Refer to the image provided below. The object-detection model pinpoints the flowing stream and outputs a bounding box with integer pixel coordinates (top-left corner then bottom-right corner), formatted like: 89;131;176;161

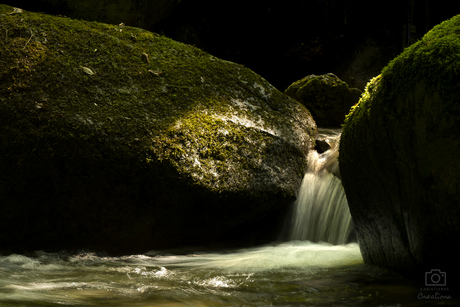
0;129;456;306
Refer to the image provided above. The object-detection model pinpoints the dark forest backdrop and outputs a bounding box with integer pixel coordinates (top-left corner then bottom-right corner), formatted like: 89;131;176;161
5;0;460;90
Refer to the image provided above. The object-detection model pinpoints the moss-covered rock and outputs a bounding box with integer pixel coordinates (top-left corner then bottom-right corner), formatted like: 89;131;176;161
0;5;316;253
285;73;362;127
340;15;460;279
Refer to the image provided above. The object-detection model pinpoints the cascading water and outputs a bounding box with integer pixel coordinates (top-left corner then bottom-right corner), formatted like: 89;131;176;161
286;128;354;245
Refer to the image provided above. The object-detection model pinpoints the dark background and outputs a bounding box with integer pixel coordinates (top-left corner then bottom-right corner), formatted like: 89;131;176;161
5;0;460;90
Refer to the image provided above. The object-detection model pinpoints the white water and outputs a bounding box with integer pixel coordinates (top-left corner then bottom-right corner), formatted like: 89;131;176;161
287;128;354;244
0;242;365;306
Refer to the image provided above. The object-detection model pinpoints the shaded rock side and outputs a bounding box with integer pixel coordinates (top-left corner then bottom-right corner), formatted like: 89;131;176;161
285;73;362;127
339;15;460;280
0;5;317;253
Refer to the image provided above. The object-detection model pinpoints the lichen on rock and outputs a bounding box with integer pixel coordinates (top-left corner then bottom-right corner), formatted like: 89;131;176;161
0;5;316;253
340;14;460;279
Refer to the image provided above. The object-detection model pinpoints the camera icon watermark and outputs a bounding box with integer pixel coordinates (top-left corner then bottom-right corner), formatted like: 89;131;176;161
418;269;451;300
425;269;446;286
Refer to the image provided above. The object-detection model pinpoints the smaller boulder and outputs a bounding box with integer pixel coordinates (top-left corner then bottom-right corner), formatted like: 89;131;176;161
285;73;362;127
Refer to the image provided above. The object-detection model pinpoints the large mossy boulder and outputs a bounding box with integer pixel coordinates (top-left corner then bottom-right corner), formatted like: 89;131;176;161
0;5;316;253
340;15;460;280
285;73;362;127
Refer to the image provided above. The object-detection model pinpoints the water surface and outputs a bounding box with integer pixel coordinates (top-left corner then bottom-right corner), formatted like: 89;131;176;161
0;241;452;306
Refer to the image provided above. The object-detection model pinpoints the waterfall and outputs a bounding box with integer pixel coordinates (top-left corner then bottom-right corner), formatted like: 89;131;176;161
286;128;354;245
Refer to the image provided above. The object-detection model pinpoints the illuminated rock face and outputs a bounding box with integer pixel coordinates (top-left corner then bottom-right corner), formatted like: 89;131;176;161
0;5;316;253
340;15;460;280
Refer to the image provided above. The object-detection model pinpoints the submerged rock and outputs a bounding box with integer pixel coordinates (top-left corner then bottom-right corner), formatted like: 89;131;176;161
0;5;316;253
285;73;362;127
340;15;460;280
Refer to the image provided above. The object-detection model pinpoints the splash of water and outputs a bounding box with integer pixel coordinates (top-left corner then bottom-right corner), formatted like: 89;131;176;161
286;129;354;244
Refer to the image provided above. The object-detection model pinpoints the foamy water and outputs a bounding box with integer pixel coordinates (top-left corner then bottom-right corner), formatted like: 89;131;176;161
0;242;366;306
